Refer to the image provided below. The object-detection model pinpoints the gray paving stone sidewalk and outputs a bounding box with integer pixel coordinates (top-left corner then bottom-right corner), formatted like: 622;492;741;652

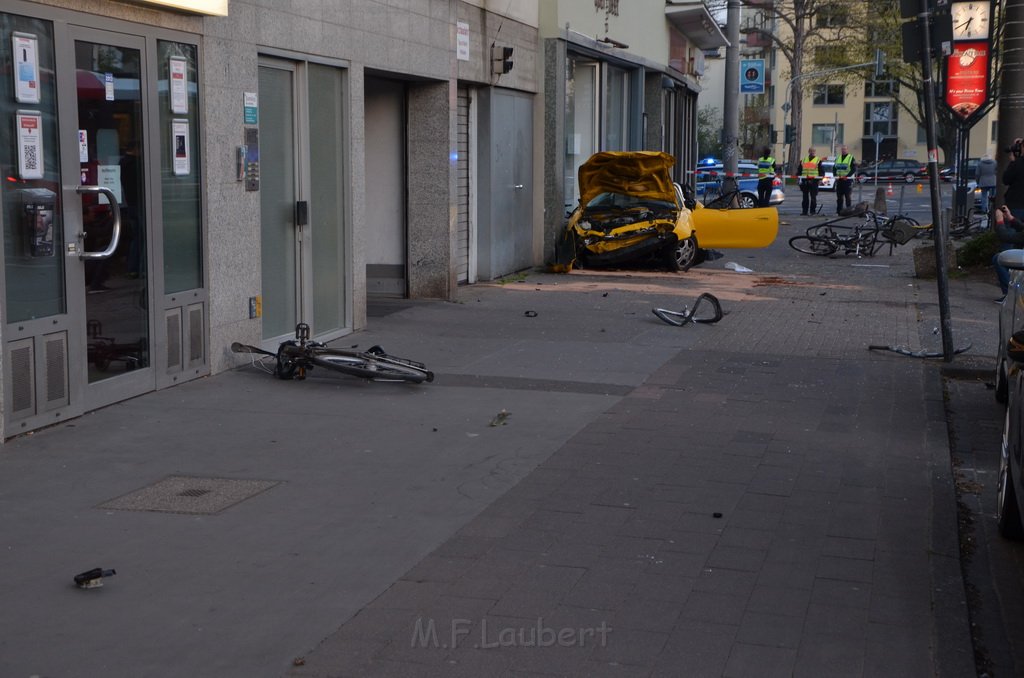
0;227;990;678
291;242;978;677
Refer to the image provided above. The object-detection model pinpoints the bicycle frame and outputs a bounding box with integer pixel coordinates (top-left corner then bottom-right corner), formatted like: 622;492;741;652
232;323;433;384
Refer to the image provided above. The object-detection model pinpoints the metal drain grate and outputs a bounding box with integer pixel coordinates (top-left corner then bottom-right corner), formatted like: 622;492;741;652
98;475;279;515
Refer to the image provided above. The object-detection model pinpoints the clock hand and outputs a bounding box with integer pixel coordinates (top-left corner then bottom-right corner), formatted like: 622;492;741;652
956;17;974;31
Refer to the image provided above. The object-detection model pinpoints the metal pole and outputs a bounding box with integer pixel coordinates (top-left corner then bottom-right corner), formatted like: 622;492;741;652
998;0;1024;206
722;0;741;194
919;0;955;361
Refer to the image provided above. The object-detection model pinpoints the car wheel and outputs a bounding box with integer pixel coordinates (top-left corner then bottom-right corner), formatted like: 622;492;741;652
666;235;698;272
737;193;757;208
904;173;916;183
998;407;1024;538
856;174;869;184
997;357;1009;404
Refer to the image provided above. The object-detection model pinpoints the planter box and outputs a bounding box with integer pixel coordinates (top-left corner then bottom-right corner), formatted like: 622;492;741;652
913;243;957;278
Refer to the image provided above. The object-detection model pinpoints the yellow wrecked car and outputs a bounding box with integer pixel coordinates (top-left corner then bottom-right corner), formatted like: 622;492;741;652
563;151;778;271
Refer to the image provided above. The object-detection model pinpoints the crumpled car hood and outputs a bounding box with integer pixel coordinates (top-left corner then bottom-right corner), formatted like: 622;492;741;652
577;151;677;206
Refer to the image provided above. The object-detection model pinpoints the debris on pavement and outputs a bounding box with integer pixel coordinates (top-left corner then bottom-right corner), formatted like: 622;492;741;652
489;410;511;427
724;261;753;273
653;292;723;326
74;568;116;589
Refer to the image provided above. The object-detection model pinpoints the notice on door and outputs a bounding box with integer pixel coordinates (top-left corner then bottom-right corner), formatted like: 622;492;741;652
172;119;190;176
13;33;40;104
16;111;43;180
169;57;188;114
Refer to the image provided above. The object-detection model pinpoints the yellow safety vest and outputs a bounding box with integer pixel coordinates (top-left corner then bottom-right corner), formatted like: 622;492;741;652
833;154;854;177
801;157;820;179
757;157;775;178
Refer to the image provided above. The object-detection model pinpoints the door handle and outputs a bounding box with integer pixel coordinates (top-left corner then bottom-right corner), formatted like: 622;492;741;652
76;185;122;259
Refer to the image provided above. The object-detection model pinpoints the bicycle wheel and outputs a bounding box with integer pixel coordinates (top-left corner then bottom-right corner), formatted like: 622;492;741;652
311;351;431;383
789;235;837;256
275;342;300;379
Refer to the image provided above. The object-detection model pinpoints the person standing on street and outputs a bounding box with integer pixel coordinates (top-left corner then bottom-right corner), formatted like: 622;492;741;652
833;144;856;214
978;155;997;218
797;147;823;216
756;146;777;207
1002;139;1024;223
993;204;1024;302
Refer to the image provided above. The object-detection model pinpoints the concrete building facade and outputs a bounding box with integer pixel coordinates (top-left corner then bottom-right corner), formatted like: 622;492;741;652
0;0;721;439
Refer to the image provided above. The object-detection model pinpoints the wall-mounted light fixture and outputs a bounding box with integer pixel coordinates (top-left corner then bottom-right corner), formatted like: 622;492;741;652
598;36;629;49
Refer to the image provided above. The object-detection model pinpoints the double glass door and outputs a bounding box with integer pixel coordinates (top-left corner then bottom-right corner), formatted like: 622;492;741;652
62;28;152;403
69;31;150;385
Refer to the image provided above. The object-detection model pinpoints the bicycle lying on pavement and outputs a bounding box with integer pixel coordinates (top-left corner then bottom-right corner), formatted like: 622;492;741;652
788;208;924;258
232;323;434;384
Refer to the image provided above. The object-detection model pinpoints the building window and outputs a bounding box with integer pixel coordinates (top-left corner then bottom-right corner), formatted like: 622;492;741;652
816;5;850;28
812;84;845;105
606;65;631;151
993;119;999;142
865;78;899;97
812;123;844;148
864;102;898;137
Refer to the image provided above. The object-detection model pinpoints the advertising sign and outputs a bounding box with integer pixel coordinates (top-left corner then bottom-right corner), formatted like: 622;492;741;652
944;41;990;120
740;59;765;94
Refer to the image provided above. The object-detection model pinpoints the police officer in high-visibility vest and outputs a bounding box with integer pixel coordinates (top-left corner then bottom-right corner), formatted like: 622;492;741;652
756;146;777;207
833;144;856;214
798;147;823;216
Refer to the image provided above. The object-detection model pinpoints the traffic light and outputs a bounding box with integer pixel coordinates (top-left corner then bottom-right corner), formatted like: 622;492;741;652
492;46;513;75
784;124;795;145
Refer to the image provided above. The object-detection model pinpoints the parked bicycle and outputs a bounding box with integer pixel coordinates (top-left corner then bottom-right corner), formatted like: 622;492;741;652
789;209;923;258
232;323;433;384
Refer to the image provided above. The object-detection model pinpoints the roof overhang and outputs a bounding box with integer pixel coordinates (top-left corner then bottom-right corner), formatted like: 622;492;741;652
665;3;729;50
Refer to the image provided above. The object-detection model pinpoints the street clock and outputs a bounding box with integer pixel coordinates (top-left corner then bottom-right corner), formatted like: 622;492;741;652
951;1;991;40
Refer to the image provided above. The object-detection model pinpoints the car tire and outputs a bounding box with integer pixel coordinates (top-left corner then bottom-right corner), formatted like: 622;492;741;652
738;193;757;208
856;174;869;184
666;235;698;272
998;408;1024;539
904;173;916;183
997;357;1009;404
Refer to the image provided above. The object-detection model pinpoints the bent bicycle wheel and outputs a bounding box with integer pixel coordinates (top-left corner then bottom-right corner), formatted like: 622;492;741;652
789;235;836;256
311;353;432;383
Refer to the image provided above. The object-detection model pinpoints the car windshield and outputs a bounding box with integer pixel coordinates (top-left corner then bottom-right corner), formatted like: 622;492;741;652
586;192;676;210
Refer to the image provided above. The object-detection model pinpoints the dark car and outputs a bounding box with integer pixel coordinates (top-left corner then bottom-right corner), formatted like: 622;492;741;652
855;158;926;184
940;158;979;183
996;248;1024;536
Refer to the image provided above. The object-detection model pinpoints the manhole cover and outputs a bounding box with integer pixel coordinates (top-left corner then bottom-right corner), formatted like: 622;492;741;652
98;475;279;515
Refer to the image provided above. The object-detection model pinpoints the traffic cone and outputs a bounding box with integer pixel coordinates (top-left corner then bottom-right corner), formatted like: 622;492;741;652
886;183;894;197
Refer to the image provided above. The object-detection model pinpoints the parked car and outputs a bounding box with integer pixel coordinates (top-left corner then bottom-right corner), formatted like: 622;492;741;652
563;151;778;272
940;158;979;183
995;248;1024;536
855;158;926;184
694;159;785;206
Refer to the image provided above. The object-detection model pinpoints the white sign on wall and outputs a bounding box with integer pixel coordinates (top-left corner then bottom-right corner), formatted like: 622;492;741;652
457;21;470;61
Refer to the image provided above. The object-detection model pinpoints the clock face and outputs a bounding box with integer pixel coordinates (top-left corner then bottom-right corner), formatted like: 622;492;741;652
952;1;991;40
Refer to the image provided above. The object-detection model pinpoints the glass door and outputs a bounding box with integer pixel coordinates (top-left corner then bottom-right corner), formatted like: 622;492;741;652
259;58;348;345
62;28;153;404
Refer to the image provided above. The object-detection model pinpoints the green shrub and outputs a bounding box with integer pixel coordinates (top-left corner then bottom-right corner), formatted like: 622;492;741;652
957;231;999;268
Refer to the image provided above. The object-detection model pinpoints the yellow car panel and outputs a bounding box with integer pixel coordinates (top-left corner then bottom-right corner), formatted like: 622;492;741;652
689;202;779;250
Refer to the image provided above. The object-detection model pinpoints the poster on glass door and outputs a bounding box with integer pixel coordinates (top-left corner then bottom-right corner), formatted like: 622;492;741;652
13;33;40;104
172;119;190;176
16;111;43;180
